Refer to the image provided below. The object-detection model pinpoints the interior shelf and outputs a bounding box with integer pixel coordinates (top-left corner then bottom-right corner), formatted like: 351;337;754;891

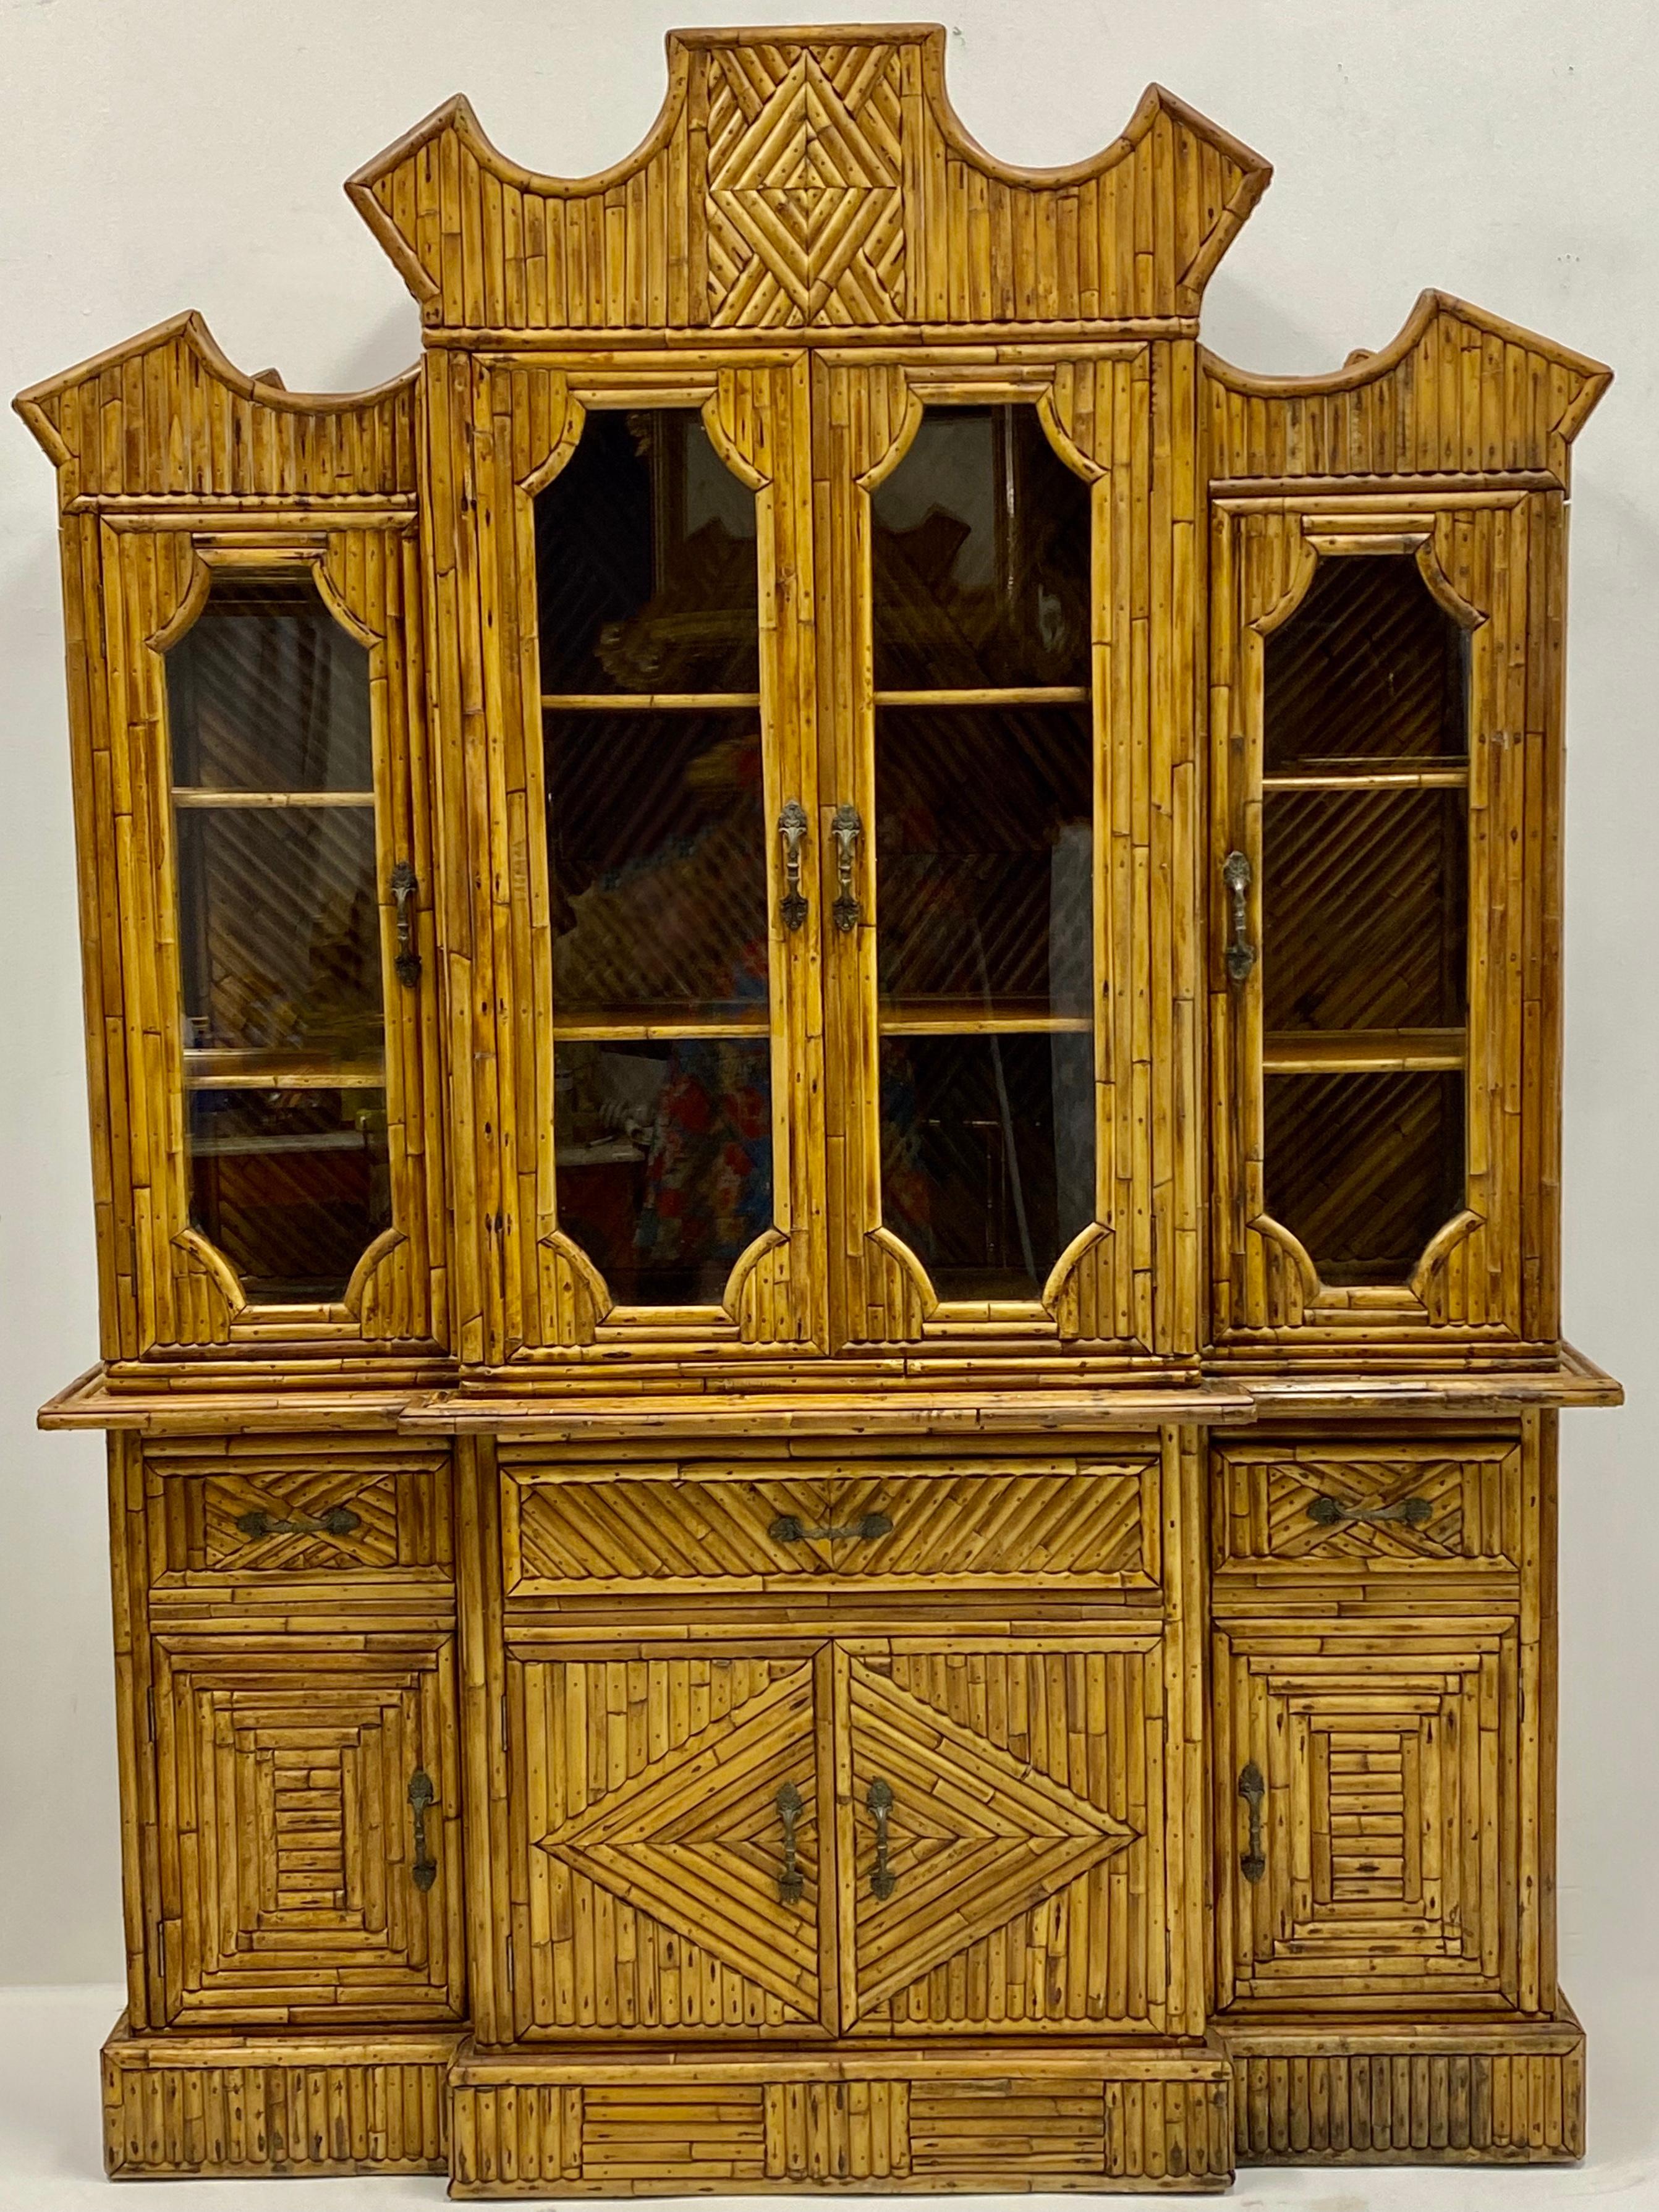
1262;1027;1467;1074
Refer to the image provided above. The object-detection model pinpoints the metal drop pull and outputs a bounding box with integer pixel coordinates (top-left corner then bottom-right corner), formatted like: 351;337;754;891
1307;1494;1432;1530
1239;1761;1266;1885
1223;850;1255;982
235;1505;360;1540
769;1512;893;1545
408;1769;438;1893
776;1782;805;1904
831;803;863;933
778;800;810;931
866;1778;896;1901
390;860;421;985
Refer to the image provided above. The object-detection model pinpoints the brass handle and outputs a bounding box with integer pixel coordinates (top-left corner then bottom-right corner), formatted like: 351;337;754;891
1239;1761;1266;1885
235;1505;360;1540
866;1778;896;1900
408;1769;438;1893
1223;850;1255;982
1307;1494;1432;1529
778;800;809;931
831;803;863;933
390;860;421;985
770;1512;893;1544
776;1782;805;1904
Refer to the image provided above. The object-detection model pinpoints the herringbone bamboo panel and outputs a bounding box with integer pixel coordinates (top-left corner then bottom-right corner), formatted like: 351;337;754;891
1211;1441;1522;1569
142;1436;452;1581
348;32;1269;339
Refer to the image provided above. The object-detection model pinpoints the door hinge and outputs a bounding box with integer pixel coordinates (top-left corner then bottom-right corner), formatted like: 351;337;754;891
501;1691;509;1755
145;1686;155;1744
506;1936;516;1993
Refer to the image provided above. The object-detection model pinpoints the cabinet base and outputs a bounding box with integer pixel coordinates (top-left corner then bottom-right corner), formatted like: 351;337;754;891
1210;1999;1585;2164
101;2014;462;2179
446;2044;1235;2196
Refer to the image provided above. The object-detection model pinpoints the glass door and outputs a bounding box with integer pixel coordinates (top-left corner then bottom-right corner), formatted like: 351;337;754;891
537;404;774;1311
865;402;1097;1308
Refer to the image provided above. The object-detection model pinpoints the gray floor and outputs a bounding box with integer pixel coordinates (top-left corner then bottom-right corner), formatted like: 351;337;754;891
3;1984;1656;2210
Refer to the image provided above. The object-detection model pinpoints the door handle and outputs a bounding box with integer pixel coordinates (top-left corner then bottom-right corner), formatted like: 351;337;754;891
769;1512;893;1544
1223;850;1255;982
1239;1761;1266;1885
235;1505;360;1540
778;800;809;931
1307;1493;1432;1530
866;1778;896;1900
776;1782;805;1904
408;1769;438;1892
831;803;863;933
390;860;422;986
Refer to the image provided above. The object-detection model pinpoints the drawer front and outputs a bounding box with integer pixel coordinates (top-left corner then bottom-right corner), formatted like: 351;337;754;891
1211;1442;1521;1572
501;1456;1159;1595
146;1442;451;1583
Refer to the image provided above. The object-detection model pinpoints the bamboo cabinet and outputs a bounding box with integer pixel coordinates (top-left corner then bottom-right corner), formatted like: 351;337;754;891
19;25;1618;2193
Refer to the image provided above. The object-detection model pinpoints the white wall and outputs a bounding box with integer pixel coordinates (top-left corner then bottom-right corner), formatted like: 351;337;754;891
1;0;1654;2174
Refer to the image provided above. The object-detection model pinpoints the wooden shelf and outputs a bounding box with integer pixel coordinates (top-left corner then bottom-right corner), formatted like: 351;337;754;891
183;1050;385;1090
874;687;1089;708
540;693;761;712
1263;1027;1466;1074
172;789;375;809
880;999;1091;1036
549;1012;770;1042
1263;763;1469;793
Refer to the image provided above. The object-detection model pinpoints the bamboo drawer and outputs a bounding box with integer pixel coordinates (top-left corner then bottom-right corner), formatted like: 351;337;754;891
1209;1438;1525;1606
139;1436;453;1588
498;1453;1161;1595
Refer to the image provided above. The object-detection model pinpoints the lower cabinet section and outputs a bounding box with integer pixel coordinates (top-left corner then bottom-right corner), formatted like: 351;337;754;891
101;2014;461;2177
446;2048;1236;2196
1211;2004;1585;2164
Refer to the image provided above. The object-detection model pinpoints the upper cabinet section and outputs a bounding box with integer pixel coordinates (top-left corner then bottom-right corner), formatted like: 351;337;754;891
17;318;445;1373
346;27;1271;337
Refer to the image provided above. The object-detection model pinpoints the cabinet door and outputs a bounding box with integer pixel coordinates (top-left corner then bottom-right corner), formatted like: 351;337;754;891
812;345;1193;1357
1210;497;1562;1353
511;1645;835;2037
97;520;443;1357
1213;1621;1517;2007
440;354;824;1361
833;1637;1173;2036
150;1634;463;2025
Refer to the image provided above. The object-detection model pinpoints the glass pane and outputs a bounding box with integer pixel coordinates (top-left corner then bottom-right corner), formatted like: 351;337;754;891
871;406;1090;689
167;569;386;1305
1264;1072;1463;1286
880;1034;1094;1301
555;1040;771;1304
176;810;383;1061
876;705;1092;1017
536;409;758;695
168;572;372;790
1263;789;1467;1031
1265;554;1467;771
546;711;768;1019
187;1087;389;1304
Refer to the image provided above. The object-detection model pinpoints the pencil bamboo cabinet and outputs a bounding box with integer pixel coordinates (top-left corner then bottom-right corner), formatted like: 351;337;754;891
20;23;1619;2193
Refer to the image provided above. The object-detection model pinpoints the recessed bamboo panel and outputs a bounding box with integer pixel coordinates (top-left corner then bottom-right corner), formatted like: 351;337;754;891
347;32;1270;340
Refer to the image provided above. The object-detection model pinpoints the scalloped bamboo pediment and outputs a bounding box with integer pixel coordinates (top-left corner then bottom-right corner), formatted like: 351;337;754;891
1203;288;1612;486
344;25;1273;335
13;309;419;504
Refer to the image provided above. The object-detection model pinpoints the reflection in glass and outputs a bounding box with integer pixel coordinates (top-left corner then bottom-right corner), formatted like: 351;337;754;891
555;1041;771;1305
1263;789;1467;1032
187;1088;389;1305
1264;554;1467;771
546;713;767;1017
880;1035;1093;1302
536;409;758;695
1265;1072;1463;1287
876;705;1092;1016
168;572;373;790
871;406;1090;689
166;569;386;1305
